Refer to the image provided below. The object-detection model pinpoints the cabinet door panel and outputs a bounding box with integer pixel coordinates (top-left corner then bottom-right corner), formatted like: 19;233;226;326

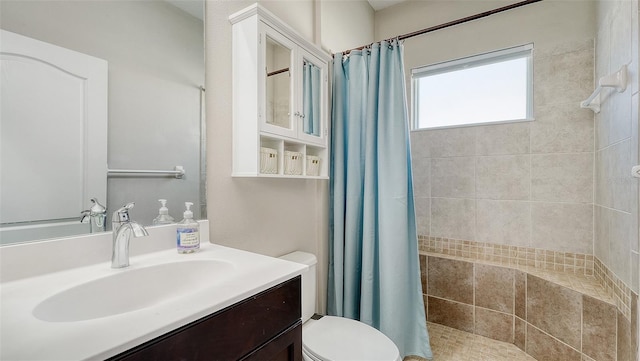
241;322;302;361
261;23;297;139
297;49;327;146
110;276;301;361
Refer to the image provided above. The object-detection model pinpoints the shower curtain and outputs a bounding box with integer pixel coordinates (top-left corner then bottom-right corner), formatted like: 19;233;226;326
303;61;321;136
328;40;432;360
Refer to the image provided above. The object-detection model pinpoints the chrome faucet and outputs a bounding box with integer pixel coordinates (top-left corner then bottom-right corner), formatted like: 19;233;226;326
111;202;148;269
80;198;107;233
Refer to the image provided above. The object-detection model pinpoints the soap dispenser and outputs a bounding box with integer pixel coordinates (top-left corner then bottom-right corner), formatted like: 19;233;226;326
153;199;175;225
176;202;199;253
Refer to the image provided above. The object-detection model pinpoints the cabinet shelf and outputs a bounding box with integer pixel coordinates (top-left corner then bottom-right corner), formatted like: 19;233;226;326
230;4;331;179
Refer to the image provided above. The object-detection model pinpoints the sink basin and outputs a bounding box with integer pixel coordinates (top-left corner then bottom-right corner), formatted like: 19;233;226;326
33;260;234;322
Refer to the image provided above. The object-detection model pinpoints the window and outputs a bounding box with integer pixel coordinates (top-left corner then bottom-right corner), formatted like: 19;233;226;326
412;44;533;130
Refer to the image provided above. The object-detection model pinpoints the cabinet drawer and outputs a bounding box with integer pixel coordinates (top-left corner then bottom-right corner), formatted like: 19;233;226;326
110;276;301;361
241;321;302;361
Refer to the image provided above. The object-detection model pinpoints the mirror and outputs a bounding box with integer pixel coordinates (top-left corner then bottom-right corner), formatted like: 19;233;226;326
0;0;205;245
265;35;293;130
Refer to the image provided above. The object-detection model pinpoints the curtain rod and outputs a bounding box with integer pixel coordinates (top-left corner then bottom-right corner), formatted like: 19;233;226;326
339;0;543;55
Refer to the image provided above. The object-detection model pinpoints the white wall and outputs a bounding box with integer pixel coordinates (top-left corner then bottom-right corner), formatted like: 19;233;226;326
0;1;205;227
205;0;373;314
321;0;375;53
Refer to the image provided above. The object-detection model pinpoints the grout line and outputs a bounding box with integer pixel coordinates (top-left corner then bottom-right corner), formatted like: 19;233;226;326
527;323;582;355
473;262;476;335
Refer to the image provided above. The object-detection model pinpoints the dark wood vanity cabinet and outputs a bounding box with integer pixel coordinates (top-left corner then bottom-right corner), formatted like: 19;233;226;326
109;276;302;361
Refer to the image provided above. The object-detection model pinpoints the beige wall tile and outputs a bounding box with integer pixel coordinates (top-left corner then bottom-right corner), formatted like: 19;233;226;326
423;294;428;322
474;307;514;343
594;205;611;266
531;102;594;154
526;324;581;361
515;317;526;352
476;200;530;246
431;157;475;198
610;0;632;77
582;295;617;361
527;275;582;349
618;310;632;361
632;0;639;96
531;203;593;254
476;122;530;156
420;254;427;295
531;153;594;203
609;88;632;145
515;270;526;320
475;264;514;313
534;47;593;107
476;155;530;200
596;5;611;79
632;95;639;250
410;131;431;159
427;256;474;304
610;209;633;286
595;148;613;207
632;293;638;361
426;127;476;158
632;251;639;294
595;22;611;150
412;157;430;198
427;296;474;333
415;197;430;236
596;109;611;151
431;198;476;240
610;139;634;213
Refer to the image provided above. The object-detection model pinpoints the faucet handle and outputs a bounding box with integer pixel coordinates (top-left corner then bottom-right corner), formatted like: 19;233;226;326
113;202;135;223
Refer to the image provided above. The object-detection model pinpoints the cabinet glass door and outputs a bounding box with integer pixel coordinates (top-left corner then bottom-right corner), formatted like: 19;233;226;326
263;26;296;138
298;50;326;146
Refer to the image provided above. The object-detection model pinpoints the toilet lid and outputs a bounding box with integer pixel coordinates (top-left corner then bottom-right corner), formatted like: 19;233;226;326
303;316;400;361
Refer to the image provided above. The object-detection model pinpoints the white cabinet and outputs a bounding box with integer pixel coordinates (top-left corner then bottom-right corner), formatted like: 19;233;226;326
230;4;330;178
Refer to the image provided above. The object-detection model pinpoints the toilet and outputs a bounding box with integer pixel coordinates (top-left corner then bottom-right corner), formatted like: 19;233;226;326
279;251;402;361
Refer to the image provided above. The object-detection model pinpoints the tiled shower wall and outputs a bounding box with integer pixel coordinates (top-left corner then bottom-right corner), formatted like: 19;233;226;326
420;254;638;361
410;38;595;254
593;0;640;296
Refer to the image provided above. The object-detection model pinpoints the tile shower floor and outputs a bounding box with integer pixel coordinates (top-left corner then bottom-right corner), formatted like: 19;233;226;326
422;322;536;361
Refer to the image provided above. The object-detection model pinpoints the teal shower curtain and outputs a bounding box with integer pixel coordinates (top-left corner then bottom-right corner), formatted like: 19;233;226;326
303;61;321;136
328;41;432;360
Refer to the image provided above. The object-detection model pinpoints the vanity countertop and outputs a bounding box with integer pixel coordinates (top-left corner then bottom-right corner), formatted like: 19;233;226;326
0;242;306;360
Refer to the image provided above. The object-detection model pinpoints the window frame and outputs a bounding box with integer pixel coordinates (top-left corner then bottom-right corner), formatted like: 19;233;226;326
411;43;534;130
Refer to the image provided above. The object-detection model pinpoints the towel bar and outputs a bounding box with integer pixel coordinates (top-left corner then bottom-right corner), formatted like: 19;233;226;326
107;166;185;179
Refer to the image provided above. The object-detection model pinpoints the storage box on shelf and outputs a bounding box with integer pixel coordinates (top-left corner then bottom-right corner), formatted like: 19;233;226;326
230;4;331;179
260;147;278;174
305;155;320;177
284;151;303;175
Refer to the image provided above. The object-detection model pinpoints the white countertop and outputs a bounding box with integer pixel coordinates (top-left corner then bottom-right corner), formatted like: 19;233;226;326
1;242;306;360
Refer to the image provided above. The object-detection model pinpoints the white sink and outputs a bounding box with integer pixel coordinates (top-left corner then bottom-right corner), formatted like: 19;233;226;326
2;240;306;361
33;259;234;322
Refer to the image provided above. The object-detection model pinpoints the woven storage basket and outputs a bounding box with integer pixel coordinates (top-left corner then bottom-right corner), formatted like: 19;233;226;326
260;147;278;174
306;155;321;176
284;151;303;175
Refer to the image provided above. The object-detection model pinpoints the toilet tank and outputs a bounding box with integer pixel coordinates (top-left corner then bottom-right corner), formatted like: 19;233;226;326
278;251;316;323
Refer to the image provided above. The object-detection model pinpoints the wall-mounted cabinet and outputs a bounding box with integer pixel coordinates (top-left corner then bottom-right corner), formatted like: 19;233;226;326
230;4;331;179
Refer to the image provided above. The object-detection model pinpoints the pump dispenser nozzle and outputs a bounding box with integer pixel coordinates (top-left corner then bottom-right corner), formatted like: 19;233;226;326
183;202;194;219
153;199;175;225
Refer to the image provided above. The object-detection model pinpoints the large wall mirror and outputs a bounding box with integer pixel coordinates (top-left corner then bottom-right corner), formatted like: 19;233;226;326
0;0;205;245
